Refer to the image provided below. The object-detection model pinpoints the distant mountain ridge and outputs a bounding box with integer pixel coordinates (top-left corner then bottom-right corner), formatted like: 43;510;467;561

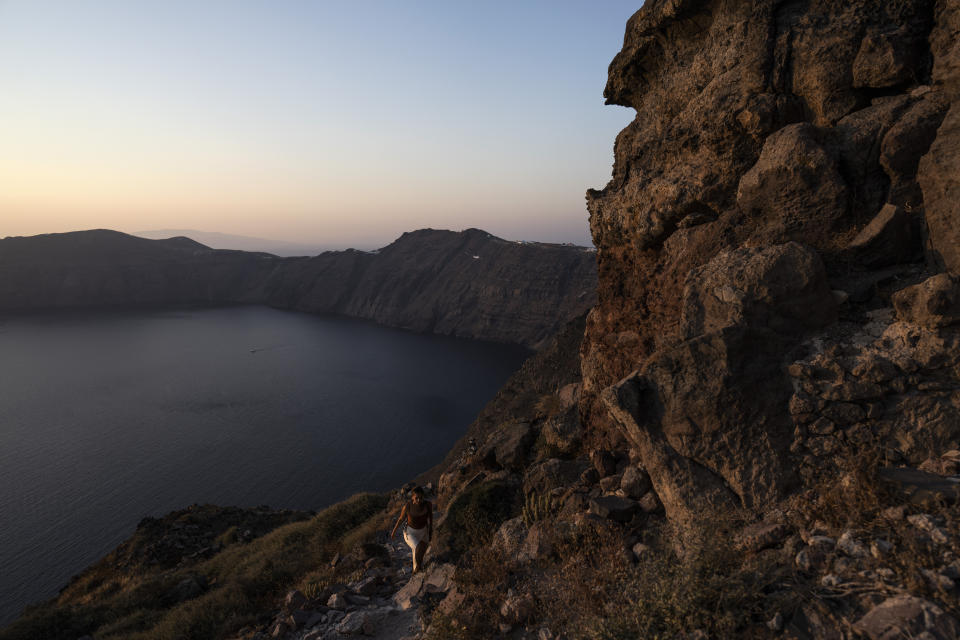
0;228;597;349
133;229;331;256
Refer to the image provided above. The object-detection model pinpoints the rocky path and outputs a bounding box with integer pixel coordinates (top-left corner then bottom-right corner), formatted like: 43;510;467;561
252;532;457;640
286;538;420;640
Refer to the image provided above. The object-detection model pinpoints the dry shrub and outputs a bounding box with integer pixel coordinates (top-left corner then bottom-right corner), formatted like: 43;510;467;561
534;393;567;419
539;516;785;640
429;513;787;640
339;507;394;553
794;446;894;530
425;543;514;640
441;480;518;559
790;444;960;621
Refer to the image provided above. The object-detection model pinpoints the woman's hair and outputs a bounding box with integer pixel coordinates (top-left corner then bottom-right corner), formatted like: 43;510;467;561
411;486;424;497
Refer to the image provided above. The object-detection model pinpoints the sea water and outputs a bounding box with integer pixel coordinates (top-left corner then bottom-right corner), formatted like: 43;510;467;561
0;306;527;625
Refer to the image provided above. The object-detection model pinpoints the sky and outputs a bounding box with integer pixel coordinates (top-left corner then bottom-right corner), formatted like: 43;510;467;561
0;1;639;249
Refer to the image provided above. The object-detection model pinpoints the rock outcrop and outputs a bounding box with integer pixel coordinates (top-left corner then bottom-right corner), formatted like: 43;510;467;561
583;0;960;521
0;228;596;349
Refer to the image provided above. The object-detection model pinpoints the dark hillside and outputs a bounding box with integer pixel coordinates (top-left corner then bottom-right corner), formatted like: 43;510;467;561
0;228;596;349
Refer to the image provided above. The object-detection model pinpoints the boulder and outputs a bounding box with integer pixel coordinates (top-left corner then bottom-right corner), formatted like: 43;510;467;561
605;327;795;524
523;458;590;495
918;104;960;273
556;382;582;407
587;495;640;522
289;609;314;628
335;611;375;636
619;465;652;500
846;205;921;268
599;473;623;493
795;548;829;574
736;124;848;243
637;490;663;514
540;409;584;455
422;562;456;594
169;575;206;603
880;93;950;206
283;589;307;613
326;592;348;610
358;542;391;564
589;449;617;477
491;517;528;563
343;593;369;606
680;242;837;339
854;595;960;640
477;422;536;469
491;422;535;470
500;593;534;626
878;467;960;506
834;96;912;216
836;531;868;558
350;576;379;597
852;28;921;89
517;522;554;563
929;0;960;101
737;522;790;552
393;574;424;610
631;542;652;561
892;273;960;328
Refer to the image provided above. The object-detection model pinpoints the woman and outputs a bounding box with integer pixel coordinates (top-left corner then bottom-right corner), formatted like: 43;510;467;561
390;486;433;573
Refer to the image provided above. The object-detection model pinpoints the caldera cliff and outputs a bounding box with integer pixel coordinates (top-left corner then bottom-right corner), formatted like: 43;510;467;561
0;228;596;349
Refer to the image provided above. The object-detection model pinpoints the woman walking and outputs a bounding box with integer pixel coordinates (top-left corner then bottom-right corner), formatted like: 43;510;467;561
390;486;433;574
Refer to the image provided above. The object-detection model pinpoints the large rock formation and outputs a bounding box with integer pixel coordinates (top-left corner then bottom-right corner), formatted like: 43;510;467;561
0;228;596;349
584;0;960;520
917;0;960;272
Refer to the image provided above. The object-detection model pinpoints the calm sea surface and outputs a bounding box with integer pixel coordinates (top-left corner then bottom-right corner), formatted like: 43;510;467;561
0;306;528;625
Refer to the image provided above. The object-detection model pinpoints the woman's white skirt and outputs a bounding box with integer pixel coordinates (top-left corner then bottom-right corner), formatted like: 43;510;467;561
403;525;428;551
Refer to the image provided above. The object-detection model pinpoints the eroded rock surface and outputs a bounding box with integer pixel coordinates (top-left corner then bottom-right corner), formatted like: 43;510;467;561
583;0;960;523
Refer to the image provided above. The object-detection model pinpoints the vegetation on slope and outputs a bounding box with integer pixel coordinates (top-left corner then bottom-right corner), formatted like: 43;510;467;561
0;493;388;640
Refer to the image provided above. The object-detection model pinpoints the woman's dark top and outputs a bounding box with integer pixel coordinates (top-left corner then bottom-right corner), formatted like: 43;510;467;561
406;500;432;529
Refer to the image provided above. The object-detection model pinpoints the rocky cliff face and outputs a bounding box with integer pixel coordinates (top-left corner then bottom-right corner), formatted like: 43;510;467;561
583;0;960;521
411;3;960;637
0;228;596;349
257;228;597;349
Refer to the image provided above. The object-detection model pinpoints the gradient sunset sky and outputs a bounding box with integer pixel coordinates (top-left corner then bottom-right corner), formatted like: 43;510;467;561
0;1;639;249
